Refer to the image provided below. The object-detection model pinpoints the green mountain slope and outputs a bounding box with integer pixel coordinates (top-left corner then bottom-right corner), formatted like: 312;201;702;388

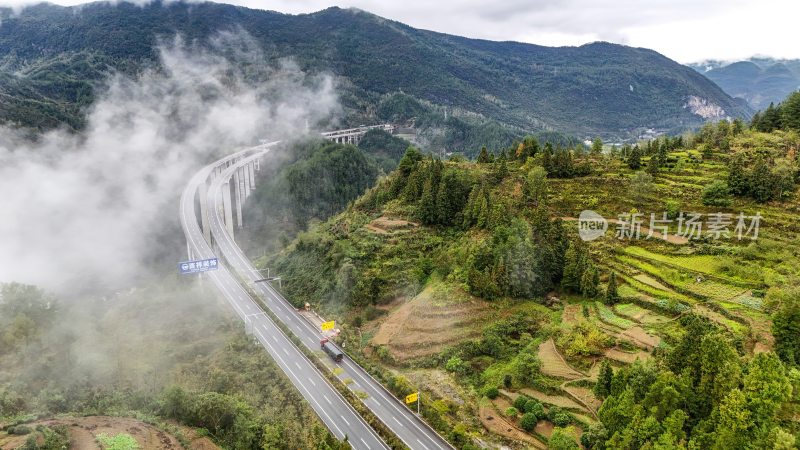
0;1;750;141
259;123;800;448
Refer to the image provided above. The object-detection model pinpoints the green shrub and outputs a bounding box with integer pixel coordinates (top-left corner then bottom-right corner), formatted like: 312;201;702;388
702;180;731;207
504;407;519;418
513;395;530;411
524;400;545;419
9;425;32;435
445;356;466;374
548;406;573;426
97;432;140;450
483;386;499;399
665;199;681;219
520;412;538;431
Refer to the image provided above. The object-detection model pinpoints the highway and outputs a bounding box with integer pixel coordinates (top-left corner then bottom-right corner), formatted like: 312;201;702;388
204;149;455;450
179;145;389;450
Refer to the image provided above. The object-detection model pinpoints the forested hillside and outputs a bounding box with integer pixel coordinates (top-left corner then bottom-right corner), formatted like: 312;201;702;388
0;1;751;147
0;281;346;449
261;93;800;448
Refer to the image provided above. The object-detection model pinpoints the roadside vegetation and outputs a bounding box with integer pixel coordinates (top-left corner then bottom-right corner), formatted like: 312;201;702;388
0;280;346;450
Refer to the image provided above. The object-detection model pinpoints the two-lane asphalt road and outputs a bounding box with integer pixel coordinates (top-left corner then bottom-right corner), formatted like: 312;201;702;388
179;146;388;450
205;152;454;450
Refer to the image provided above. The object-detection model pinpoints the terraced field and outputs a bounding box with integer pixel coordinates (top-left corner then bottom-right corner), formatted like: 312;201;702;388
599;239;778;352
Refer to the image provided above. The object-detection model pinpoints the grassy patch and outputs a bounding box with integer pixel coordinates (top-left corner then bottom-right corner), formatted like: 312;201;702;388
594;302;634;329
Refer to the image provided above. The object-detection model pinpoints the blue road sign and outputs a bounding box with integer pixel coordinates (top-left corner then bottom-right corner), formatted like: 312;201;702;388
179;257;219;274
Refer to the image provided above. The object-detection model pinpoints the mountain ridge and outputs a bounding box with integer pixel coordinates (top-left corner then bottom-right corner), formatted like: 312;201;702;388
0;1;752;144
689;57;800;109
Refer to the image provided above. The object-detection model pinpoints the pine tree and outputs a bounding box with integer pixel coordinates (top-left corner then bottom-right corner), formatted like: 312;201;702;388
477;146;491;163
436;171;468;226
463;185;481;228
418;177;437;225
628;146;642;170
561;242;585;292
781;91;800;132
646;154;660;176
542;143;554;173
727;153;749;196
593;359;613;398
591;137;603;156
524;136;541;158
657;141;668;165
402;165;426;201
492;152;509;183
551;148;574;178
762;103;783;132
605;272;619;305
581;265;600;297
392;146;423;196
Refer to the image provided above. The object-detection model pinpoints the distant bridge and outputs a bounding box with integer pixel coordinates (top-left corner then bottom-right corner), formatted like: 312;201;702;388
321;124;395;145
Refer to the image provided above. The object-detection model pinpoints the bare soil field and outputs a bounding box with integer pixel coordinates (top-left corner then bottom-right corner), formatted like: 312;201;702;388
561;303;586;328
619;326;661;350
365;216;418;234
604;348;652;364
371;285;488;362
533;420;554;438
537;338;585;380
562;385;602;413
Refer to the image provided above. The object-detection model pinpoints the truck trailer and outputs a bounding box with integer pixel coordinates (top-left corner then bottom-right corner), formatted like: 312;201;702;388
320;338;344;363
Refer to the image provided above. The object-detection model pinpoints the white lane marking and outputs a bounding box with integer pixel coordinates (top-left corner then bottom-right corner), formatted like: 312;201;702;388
282;347;289;355
299;381;345;437
417;439;430;450
198;153;391;450
323;395;332;405
295;362;302;370
308;377;316;387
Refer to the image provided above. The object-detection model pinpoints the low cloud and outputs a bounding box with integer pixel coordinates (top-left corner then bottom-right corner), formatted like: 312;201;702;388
0;32;339;294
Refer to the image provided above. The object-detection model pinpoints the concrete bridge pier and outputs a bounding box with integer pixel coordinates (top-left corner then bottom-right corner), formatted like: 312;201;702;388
249;162;256;190
233;168;243;230
243;164;251;199
199;181;211;244
222;181;235;239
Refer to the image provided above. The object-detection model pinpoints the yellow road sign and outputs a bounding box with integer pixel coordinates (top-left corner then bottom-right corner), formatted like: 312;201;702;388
405;392;419;404
321;320;335;331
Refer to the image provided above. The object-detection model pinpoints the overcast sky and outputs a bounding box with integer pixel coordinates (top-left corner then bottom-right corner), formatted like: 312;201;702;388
1;0;798;63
